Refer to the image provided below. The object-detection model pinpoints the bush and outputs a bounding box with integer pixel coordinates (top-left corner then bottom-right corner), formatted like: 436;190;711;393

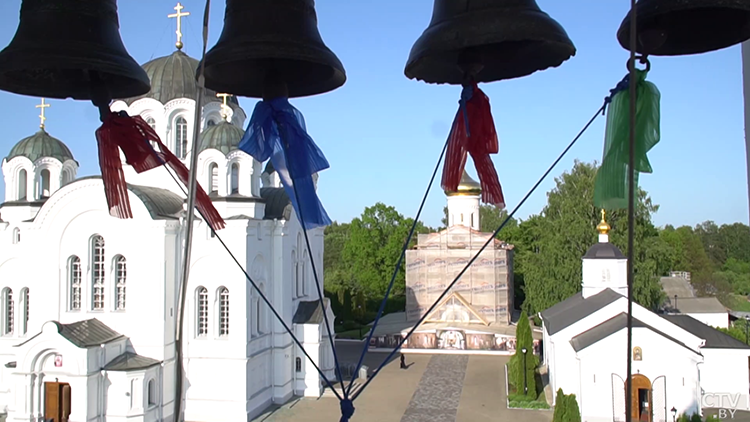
552;389;580;422
553;389;566;422
509;310;538;397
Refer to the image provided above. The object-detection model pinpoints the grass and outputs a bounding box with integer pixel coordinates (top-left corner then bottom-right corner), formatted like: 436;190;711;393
507;382;550;410
726;294;750;312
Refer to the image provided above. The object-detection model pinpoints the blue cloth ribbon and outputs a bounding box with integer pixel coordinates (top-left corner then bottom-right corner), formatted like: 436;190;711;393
340;399;355;422
459;84;473;138
238;97;332;230
603;74;630;114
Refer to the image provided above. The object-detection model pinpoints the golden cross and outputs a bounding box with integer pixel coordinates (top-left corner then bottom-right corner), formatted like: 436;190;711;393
217;93;231;120
168;2;190;50
36;98;50;129
601;209;606;222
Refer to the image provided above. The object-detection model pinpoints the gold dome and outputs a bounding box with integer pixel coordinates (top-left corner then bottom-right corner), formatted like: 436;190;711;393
597;209;611;235
446;171;482;196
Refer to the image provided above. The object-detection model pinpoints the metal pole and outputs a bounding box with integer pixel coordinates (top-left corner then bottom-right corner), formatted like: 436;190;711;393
626;0;638;421
174;2;211;421
523;348;528;395
742;42;750;236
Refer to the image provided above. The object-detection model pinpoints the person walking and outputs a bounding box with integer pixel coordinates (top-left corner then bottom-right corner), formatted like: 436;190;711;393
400;353;406;369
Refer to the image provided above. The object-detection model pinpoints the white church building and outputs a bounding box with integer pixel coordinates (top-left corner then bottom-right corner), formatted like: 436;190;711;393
0;37;335;422
540;214;750;422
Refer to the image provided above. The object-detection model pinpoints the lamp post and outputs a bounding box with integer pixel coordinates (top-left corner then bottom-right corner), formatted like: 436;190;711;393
671;406;677;422
522;347;528;395
673;294;678;311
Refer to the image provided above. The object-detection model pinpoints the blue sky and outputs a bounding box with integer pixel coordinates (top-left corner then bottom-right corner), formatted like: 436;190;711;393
0;0;746;230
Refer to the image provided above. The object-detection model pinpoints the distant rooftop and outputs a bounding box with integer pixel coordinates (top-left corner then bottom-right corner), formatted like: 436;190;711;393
660;276;696;299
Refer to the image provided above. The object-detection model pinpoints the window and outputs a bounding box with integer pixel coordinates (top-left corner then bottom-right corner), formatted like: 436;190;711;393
471;213;474;227
39;169;50;199
295;357;302;372
17;169;27;200
208;163;219;194
230;163;239;194
12;228;20;244
255;296;261;335
257;283;266;334
175;116;188;159
21;288;28;335
146;117;156;130
61;170;71;186
291;250;297;298
91;235;105;310
206;120;216;128
69;256;82;310
147;379;157;406
114;256;126;310
295;258;303;297
218;287;229;336
302;251;308;297
197;287;208;337
3;289;13;335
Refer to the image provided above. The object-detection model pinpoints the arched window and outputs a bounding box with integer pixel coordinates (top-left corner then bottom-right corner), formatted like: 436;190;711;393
3;288;13;335
17;169;27;200
114;255;126;310
69;256;82;310
61;169;71;186
301;250;308;297
218;287;229;336
257;283;266;334
91;235;105;310
295;357;302;372
12;228;20;244
175;116;189;159
291;250;297;298
206;120;216;128
196;287;208;337
208;163;219;194
21;288;28;335
146;117;156;130
230;163;239;194
38;169;50;199
147;379;157;406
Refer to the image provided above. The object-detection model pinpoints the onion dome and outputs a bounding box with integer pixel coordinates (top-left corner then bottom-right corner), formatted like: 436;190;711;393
123;50;240;107
445;171;482;196
199;121;244;155
596;209;611;235
6;129;75;163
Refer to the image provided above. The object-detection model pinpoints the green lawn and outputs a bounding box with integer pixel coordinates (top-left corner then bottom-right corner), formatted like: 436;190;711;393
726;294;750;312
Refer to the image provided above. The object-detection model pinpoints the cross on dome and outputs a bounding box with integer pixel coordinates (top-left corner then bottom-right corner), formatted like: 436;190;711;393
168;2;190;50
217;93;231;121
35;98;50;129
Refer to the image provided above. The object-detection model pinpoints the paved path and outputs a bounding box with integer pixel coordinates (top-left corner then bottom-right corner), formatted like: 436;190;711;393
252;342;553;422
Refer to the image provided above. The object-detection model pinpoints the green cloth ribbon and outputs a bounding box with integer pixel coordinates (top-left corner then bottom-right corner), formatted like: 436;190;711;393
593;69;661;210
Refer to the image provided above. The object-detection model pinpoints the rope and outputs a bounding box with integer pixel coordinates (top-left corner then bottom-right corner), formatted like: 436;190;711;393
353;98;610;402
346;134;450;398
274;118;349;398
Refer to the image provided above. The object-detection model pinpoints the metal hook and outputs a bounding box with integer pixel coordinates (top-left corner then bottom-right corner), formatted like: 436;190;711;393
627;55;651;72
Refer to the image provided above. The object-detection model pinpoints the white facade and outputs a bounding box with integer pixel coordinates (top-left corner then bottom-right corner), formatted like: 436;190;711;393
446;194;480;231
0;53;335;422
541;224;750;422
684;313;729;329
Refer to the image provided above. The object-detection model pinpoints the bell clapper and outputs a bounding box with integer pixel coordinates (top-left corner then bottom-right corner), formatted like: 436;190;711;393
88;70;113;122
262;73;290;102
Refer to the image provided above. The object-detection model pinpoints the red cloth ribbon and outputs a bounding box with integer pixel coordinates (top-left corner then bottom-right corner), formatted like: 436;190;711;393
441;82;505;208
95;112;226;230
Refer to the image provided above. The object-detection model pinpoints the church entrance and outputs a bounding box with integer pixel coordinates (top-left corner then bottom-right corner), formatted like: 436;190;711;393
631;374;652;422
44;381;71;422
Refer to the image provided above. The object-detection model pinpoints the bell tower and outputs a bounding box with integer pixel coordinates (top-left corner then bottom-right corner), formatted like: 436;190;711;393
445;171;481;230
581;210;628;298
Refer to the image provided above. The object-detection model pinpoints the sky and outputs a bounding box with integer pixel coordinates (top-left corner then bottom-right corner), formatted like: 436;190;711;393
0;0;746;230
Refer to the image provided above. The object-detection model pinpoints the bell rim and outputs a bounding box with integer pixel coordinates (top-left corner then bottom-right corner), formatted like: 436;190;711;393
0;47;151;100
404;8;576;84
617;0;750;55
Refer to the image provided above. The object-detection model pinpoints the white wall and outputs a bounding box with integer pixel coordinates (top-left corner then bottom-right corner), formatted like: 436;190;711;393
701;348;750;410
687;313;729;329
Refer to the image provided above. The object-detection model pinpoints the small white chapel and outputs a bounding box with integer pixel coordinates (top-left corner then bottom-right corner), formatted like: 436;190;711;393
540;213;750;422
0;6;335;422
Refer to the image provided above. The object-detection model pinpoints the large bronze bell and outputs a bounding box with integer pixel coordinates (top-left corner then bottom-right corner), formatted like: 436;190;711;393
405;0;576;85
202;0;346;98
618;0;750;56
0;0;150;101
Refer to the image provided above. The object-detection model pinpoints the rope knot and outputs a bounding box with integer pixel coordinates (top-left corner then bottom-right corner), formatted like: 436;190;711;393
340;398;355;422
459;83;474;137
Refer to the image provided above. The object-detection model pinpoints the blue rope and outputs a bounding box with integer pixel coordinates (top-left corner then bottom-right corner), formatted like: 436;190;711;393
352;100;608;402
603;74;630;115
459;84;473;137
274;116;349;398
139;129;345;402
339;399;355;422
345;134;450;397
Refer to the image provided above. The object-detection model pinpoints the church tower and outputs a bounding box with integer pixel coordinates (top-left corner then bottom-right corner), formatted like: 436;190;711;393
581;210;628;298
1;98;77;222
446;171;481;230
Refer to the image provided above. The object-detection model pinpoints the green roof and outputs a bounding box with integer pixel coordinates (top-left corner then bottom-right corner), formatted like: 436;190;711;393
199;121;244;155
7;129;74;163
124;50;240;107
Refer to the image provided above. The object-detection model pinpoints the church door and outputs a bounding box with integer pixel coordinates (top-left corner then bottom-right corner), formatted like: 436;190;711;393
630;374;652;422
44;382;71;422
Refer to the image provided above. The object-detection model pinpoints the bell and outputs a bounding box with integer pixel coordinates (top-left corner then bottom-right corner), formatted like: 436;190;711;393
618;0;750;56
0;0;150;101
405;0;576;85
202;0;346;98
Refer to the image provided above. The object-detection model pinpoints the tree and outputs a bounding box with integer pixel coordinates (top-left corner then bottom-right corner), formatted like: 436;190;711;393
340;203;432;299
553;389;566;422
509;311;537;397
563;394;581;422
519;161;667;315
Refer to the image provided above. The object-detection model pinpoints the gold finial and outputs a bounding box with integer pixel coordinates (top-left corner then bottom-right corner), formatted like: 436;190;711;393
217;93;231;120
36;98;50;129
597;209;611;235
168;2;190;50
